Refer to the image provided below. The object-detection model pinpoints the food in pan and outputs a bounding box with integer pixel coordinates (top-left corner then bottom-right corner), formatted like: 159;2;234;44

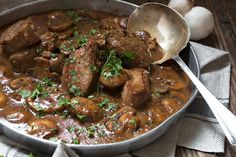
0;10;191;144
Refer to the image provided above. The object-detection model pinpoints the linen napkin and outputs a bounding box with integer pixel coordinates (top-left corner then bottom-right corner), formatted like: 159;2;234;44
0;41;231;157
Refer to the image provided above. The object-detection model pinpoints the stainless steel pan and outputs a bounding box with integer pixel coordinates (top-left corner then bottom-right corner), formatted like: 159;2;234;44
0;0;200;156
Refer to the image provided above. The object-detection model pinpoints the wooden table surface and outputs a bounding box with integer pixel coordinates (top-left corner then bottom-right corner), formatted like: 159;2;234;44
125;0;236;157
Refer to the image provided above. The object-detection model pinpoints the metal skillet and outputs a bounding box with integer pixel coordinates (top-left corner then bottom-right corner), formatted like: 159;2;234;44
0;0;200;156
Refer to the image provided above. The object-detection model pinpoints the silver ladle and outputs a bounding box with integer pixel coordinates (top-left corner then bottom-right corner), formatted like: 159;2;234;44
127;2;236;145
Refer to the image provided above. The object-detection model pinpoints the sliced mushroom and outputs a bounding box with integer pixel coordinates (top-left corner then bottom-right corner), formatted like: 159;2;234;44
69;97;103;123
47;11;73;32
105;106;139;134
0;107;32;123
27;92;68;113
100;70;128;88
0;91;8;108
27;118;58;139
10;77;35;90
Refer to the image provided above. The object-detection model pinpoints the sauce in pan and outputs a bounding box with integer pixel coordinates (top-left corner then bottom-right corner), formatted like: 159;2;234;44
0;10;191;144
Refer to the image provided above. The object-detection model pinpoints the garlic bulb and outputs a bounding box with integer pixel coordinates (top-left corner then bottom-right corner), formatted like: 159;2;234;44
168;0;194;16
184;6;214;40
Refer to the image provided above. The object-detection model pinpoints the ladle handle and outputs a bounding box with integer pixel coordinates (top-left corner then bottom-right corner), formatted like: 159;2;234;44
174;55;236;145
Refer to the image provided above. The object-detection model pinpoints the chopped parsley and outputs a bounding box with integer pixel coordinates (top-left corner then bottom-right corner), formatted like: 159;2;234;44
67;126;75;133
87;125;96;138
74;31;88;47
61;109;69;119
98;98;110;108
30;84;43;99
73;138;80;144
66;56;77;65
123;51;136;60
69;70;78;83
69;85;82;96
36;47;43;55
89;29;97;36
77;128;84;134
28;152;35;157
129;119;137;125
65;11;81;24
41;77;56;87
90;65;98;72
50;52;57;59
105;103;118;112
101;50;123;79
76;114;87;122
18;90;31;99
59;41;76;54
57;95;71;106
70;99;79;107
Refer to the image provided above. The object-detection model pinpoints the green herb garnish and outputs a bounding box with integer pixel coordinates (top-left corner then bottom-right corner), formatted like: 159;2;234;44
123;51;136;60
67;126;75;133
90;65;98;72
50;53;57;59
69;85;82;96
73;138;80;144
69;70;78;83
76;114;87;122
36;47;43;55
105;103;118;112
18;90;31;99
98;98;110;108
77;128;84;134
87;125;96;138
89;29;97;36
129;119;137;125
101;50;123;79
65;11;81;24
74;31;88;47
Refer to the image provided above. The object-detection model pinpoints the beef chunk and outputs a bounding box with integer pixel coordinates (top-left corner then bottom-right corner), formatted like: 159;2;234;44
47;11;73;32
100;17;122;30
107;32;151;68
61;43;100;95
9;49;36;73
122;68;150;108
50;54;65;74
40;32;57;52
28;57;59;81
0;20;40;55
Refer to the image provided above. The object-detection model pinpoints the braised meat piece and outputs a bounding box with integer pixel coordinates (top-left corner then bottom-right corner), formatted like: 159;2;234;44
47;11;74;32
69;97;103;123
40;32;57;52
28;57;60;81
0;20;40;55
122;68;151;108
61;42;100;95
50;54;65;74
107;32;151;68
9;49;36;73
